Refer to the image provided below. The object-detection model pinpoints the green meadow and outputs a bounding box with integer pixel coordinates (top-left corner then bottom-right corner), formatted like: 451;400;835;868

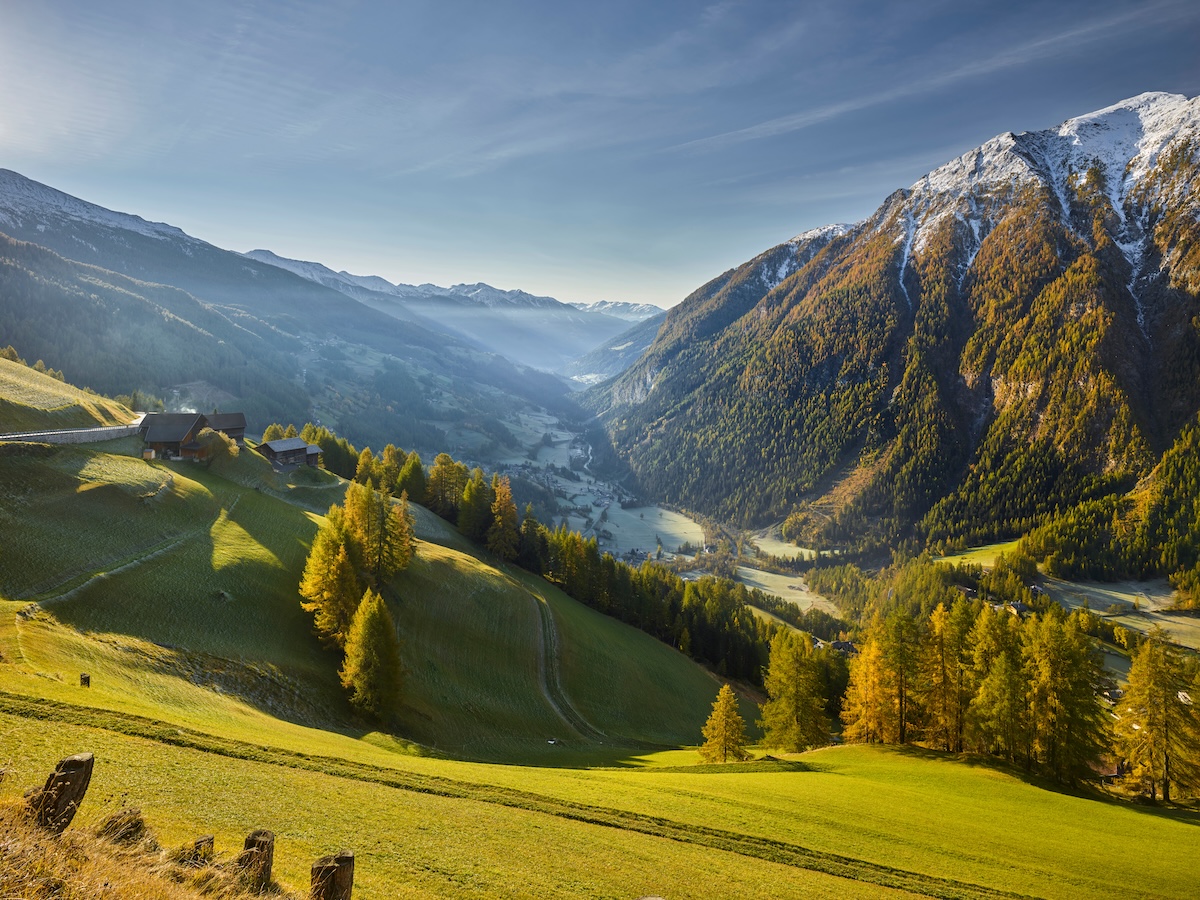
0;356;133;432
0;366;1197;898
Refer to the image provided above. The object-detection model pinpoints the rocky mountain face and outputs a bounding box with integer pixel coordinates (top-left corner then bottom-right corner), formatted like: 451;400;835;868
591;93;1200;548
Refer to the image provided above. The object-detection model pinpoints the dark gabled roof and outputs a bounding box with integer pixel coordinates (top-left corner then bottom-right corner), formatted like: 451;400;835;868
141;413;204;444
205;412;247;431
262;437;309;453
306;444;322;454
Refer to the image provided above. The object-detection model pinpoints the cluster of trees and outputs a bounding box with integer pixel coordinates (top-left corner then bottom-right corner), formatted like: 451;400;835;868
422;453;521;560
838;597;1200;794
0;345;66;381
408;447;792;686
805;552;1200;798
298;480;414;720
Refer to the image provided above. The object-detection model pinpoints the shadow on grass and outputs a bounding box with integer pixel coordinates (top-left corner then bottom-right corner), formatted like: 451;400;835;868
883;744;1200;827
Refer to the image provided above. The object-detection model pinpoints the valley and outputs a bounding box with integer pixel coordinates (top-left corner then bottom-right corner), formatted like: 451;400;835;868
3;81;1200;899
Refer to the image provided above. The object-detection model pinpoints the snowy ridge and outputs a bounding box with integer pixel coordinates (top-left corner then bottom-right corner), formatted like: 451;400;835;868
789;222;853;245
0;168;196;244
568;300;663;321
245;248;592;312
445;282;564;310
903;92;1200;262
760;221;856;291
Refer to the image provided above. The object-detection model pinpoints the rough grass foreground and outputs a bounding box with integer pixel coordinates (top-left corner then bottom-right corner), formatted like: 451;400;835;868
0;798;300;900
1;692;1044;900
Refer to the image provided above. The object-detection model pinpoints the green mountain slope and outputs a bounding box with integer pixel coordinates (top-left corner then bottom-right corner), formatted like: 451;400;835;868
0;355;134;432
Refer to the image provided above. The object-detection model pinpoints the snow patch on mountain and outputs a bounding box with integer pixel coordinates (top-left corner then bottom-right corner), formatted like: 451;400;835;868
789;222;853;244
0;168;197;244
895;92;1200;314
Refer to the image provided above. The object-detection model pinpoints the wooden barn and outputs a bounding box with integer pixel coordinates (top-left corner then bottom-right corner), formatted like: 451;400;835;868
138;411;248;460
139;413;207;460
203;412;247;445
257;437;321;468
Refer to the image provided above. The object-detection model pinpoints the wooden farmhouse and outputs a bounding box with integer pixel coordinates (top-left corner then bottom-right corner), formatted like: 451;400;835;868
257;437;321;468
202;412;247;444
138;411;247;460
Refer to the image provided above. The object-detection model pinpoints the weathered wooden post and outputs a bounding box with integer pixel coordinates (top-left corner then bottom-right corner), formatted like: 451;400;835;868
79;673;90;687
194;834;215;862
27;752;93;834
238;829;275;891
310;850;354;900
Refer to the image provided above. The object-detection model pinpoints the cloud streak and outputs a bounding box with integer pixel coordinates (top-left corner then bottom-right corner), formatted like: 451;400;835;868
669;0;1200;153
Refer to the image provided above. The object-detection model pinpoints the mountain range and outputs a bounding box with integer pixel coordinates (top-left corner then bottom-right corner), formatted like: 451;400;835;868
0;168;586;451
241;249;643;372
590;92;1200;554
4;91;1200;569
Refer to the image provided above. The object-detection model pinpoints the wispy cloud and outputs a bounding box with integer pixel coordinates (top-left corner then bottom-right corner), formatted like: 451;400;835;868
669;0;1199;153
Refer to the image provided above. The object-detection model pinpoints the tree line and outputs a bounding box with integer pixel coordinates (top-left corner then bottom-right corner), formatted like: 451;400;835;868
808;552;1200;798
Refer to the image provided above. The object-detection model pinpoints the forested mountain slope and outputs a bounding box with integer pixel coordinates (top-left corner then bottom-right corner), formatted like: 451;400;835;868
591;93;1200;551
0;169;576;449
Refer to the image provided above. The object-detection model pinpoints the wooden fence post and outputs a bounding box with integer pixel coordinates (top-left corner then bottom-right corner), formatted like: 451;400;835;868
80;673;90;687
194;834;215;862
238;829;274;891
311;850;354;900
27;752;94;834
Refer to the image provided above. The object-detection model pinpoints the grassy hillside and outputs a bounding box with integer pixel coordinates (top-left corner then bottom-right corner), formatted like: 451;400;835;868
1;698;1196;899
0;357;133;432
2;419;1194;897
0;438;727;763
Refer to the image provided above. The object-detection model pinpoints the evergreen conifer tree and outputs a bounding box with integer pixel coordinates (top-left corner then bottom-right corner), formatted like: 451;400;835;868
397;451;426;501
339;588;403;721
1024;611;1109;785
487;476;519;561
700;683;749;762
759;630;829;751
299;510;363;647
1117;628;1199;801
842;630;891;743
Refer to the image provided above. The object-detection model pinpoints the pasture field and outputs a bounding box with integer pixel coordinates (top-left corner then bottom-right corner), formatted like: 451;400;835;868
1043;577;1200;650
1;697;1196;899
0;357;133;433
750;528;818;559
598;502;704;554
734;566;838;615
935;540;1022;569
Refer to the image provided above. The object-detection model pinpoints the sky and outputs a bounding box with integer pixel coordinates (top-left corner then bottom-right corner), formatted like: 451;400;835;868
1;1;1198;308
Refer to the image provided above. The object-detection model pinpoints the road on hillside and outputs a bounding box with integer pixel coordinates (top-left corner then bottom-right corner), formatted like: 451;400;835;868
529;588;607;743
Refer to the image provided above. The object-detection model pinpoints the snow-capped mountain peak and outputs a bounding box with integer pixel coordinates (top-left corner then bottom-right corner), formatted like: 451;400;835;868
899;92;1200;271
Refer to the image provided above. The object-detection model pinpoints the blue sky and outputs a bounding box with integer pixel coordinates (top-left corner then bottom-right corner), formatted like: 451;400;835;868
2;1;1198;307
